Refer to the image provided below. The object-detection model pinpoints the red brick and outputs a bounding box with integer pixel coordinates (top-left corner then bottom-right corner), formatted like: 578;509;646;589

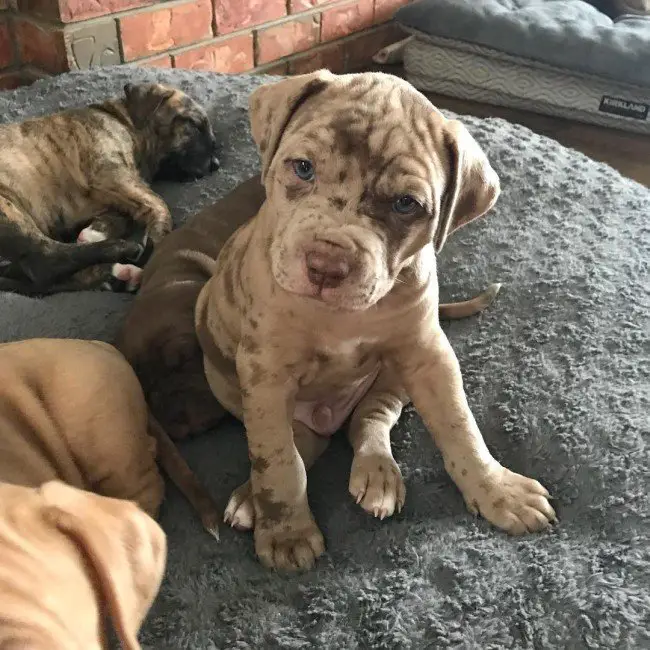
17;0;152;23
0;20;14;68
14;18;69;73
344;22;405;70
214;0;285;35
173;34;254;73
289;41;345;74
256;15;319;65
120;0;213;61
137;54;173;68
321;0;374;42
374;0;411;24
289;0;336;13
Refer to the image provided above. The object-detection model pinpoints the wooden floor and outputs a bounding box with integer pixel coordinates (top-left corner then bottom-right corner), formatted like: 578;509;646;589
373;64;650;188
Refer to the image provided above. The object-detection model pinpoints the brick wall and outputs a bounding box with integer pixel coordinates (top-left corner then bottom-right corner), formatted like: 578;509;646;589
0;0;412;90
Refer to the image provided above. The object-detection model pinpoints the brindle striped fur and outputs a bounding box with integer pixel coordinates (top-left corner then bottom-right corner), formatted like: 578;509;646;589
0;83;219;295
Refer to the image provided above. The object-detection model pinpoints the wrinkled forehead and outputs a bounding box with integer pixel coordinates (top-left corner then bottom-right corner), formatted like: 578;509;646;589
284;79;447;198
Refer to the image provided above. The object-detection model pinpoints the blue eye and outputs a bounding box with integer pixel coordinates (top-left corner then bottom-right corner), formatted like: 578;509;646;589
393;195;419;215
292;159;315;181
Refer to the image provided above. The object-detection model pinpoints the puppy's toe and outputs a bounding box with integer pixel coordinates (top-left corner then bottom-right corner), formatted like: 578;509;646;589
224;482;255;532
106;263;143;293
77;226;107;243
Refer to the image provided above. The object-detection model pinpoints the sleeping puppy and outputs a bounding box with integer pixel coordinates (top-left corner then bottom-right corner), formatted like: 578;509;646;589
0;338;168;649
191;71;556;571
0;82;220;296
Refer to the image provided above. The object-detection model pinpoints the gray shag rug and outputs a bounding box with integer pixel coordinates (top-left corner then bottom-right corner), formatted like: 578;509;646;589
0;68;648;650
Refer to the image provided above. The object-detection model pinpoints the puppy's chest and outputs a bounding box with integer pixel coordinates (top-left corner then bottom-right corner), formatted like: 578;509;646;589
293;340;381;436
297;338;380;398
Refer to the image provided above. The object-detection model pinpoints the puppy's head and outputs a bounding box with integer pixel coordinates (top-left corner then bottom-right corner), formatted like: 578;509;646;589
40;481;167;650
123;82;220;180
249;71;500;311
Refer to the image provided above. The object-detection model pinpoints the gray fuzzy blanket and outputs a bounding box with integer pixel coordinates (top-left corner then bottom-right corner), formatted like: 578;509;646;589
0;68;648;650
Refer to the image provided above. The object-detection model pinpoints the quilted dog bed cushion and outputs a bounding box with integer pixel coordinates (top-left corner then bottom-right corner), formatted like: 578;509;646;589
0;68;648;648
396;0;650;133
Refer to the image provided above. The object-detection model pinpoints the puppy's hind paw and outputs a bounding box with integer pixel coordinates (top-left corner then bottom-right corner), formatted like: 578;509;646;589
102;263;143;293
126;234;155;266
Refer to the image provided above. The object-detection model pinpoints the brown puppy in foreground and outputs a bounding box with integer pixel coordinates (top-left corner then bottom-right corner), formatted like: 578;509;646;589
0;82;219;296
191;71;556;571
0;339;167;649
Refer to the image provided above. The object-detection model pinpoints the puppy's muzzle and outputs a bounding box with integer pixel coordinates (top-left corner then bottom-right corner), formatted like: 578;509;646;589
305;248;351;289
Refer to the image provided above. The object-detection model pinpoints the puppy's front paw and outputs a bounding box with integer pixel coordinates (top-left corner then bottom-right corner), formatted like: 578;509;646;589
349;452;405;519
255;512;324;571
224;481;255;531
464;465;556;534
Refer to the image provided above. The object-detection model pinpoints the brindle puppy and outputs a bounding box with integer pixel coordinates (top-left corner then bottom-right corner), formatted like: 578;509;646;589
0;82;220;295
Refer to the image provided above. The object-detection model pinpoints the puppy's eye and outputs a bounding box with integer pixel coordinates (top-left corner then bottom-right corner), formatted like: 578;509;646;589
392;195;420;215
175;115;204;131
292;159;315;182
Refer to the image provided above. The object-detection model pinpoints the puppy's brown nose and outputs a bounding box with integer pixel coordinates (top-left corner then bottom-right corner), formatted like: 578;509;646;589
305;250;350;289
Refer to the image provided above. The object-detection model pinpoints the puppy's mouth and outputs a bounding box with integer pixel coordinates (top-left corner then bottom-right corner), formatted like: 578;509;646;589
277;262;376;312
156;144;220;181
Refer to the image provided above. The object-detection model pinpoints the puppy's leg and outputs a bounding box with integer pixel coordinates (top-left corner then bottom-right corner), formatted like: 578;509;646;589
46;263;143;294
224;421;329;532
237;352;325;571
395;327;556;535
347;370;408;519
0;200;145;293
90;174;172;244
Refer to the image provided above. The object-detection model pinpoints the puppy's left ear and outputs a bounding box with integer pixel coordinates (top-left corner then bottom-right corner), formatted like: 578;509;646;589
123;83;176;129
40;481;167;650
435;119;500;253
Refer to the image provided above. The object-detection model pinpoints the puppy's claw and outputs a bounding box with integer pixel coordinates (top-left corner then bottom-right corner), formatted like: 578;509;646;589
202;514;220;542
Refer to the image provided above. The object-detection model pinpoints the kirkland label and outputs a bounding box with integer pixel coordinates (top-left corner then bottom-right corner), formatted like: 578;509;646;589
599;95;648;120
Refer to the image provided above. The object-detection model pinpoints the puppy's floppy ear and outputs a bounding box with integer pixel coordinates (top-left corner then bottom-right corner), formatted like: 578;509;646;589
123;83;176;129
39;481;167;650
435;119;500;253
249;69;334;182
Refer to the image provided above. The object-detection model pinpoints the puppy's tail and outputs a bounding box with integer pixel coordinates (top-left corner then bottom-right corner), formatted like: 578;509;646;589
439;283;502;320
147;413;221;540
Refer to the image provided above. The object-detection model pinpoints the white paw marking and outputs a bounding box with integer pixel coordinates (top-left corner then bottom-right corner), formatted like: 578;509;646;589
77;226;107;243
111;263;143;292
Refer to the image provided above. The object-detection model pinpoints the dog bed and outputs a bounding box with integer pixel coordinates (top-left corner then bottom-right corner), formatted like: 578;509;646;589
395;0;650;134
0;68;648;649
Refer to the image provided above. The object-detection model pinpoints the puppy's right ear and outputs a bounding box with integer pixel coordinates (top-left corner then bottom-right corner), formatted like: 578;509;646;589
249;70;333;182
123;83;176;129
40;481;167;650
